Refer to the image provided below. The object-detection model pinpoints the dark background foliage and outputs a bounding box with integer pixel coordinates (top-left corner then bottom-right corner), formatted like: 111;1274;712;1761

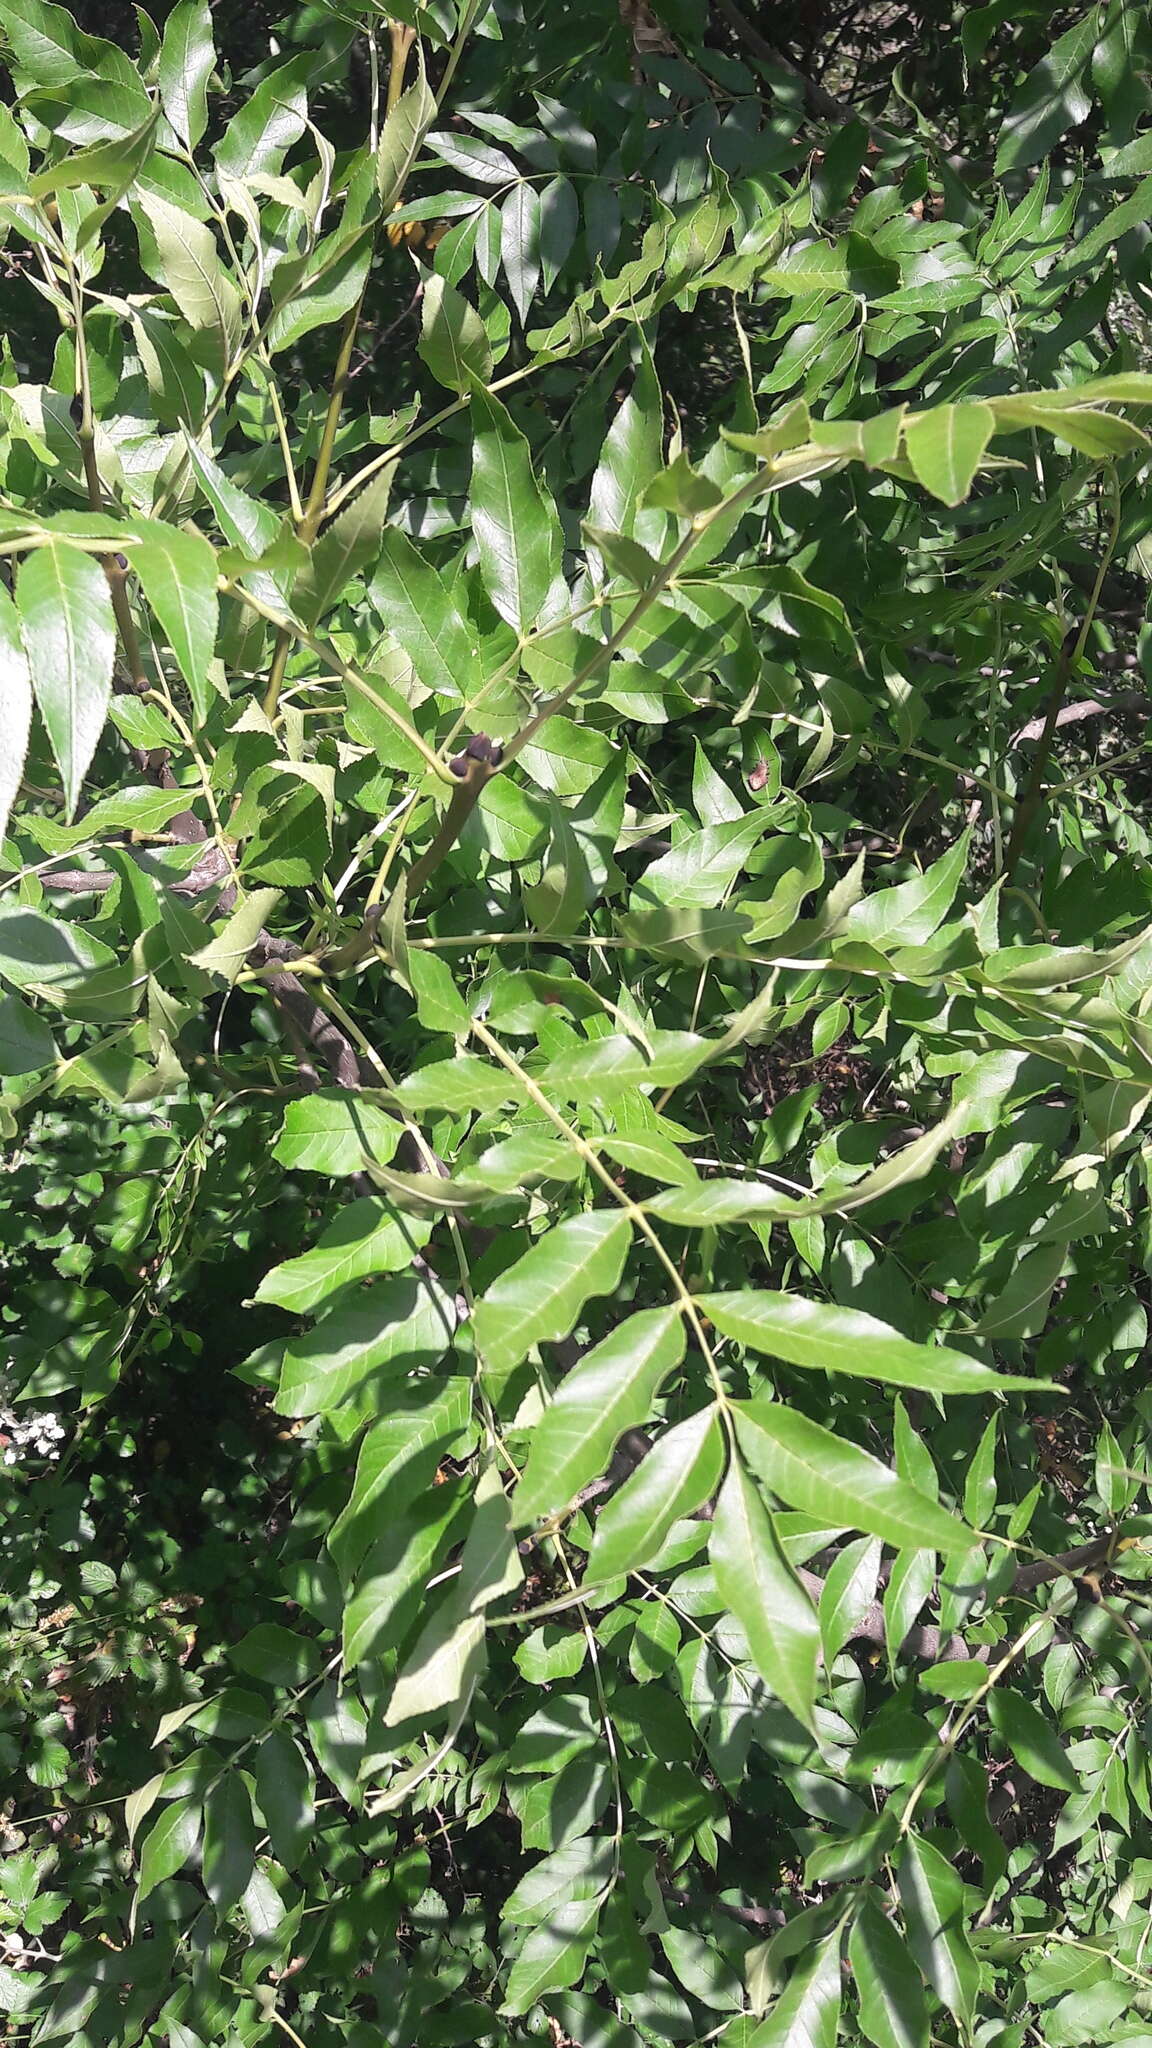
3;2;1152;2046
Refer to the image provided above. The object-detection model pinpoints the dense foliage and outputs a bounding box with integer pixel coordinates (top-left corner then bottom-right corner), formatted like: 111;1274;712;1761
5;1;1152;2043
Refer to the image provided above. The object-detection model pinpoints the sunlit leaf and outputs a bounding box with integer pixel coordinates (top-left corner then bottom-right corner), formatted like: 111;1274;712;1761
473;1210;632;1380
515;1305;685;1522
16;539;116;818
710;1456;819;1734
588;1407;723;1581
732;1401;974;1554
697;1290;1023;1394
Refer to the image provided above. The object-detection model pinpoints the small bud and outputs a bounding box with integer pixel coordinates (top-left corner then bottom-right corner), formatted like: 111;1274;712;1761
114;553;128;571
488;743;503;767
69;395;83;425
449;752;469;777
465;732;491;761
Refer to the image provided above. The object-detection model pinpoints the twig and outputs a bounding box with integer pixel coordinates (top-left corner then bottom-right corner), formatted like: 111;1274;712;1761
1011;690;1147;746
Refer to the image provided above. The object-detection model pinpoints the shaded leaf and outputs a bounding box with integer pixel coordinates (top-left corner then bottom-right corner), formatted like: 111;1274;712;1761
896;1835;979;2028
750;1929;843;2047
202;1773;256;1918
987;1687;1078;1792
419;272;493;392
848;1897;928;2048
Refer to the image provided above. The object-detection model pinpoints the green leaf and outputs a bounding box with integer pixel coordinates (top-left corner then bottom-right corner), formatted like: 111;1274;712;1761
272;1092;402;1176
819;1535;882;1669
16;539;116;818
214;52;310;181
202;1773;256;1919
710;1455;820;1734
276;1268;460;1419
501;180;542;324
515;1626;587;1683
993;394;1148;457
588;344;662;580
883;1549;935;1675
0;583;33;849
240;1865;285;1939
963;1415;999;1528
123;520;218;724
252;1729;314;1876
230;1623;322;1688
472;1210;632;1379
987;1687;1078;1792
598;1132;699;1187
31;781;200;852
0;991;57;1075
376;65;437;208
541;1031;709;1098
903;403;995;506
636;811;775;911
896;1835;979;2028
427;128;520;184
502;1892;605;2014
419;272;493;392
136;190;242;374
135;1798;201;1914
848;1897;928;2048
514;1305;685;1522
368;528;482;704
327;1377;473;1579
266;227;373;356
750;1929;843;2047
395;1053;518;1114
697;1290;1021;1394
255;1198;429;1314
839;833;970;950
181;433;281;560
469;380;566;636
0;0;109;88
587;1407;723;1581
28;106;158;203
995;9;1098;173
732;1400;974;1554
158;0;214;148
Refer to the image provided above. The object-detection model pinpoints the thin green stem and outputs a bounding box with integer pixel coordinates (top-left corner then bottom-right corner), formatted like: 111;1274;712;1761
224;577;448;780
469;1016;732;1420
